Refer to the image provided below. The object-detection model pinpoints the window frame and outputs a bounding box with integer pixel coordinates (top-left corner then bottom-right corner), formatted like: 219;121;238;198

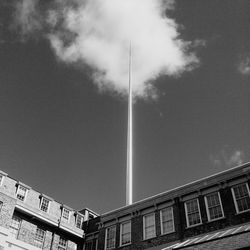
9;215;22;239
143;213;156;240
75;214;84;229
231;182;250;214
105;225;116;250
204;192;224;222
160;206;175;235
62;207;71;222
16;185;28;202
184;198;202;228
119;220;131;246
39;197;50;213
34;227;46;249
58;236;68;250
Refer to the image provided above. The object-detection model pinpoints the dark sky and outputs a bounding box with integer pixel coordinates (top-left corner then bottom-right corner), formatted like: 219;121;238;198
0;0;250;214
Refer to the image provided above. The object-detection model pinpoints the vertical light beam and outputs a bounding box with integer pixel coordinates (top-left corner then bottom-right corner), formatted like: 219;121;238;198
126;43;133;206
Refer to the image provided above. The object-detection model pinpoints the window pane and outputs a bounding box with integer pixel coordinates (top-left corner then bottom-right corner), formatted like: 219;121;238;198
9;216;21;238
121;221;131;245
62;208;70;221
185;199;201;226
161;207;174;234
106;226;116;249
206;193;223;220
144;214;155;239
233;183;250;213
17;186;27;201
58;237;67;250
34;228;45;249
40;198;49;212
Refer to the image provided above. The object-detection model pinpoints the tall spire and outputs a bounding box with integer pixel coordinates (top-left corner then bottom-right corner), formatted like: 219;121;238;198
126;43;133;206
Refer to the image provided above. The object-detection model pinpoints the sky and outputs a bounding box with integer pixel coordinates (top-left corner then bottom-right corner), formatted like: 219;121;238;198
0;0;250;214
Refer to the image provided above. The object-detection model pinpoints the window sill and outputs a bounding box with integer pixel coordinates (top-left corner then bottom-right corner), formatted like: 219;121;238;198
207;216;226;223
142;235;157;241
186;222;202;229
235;209;250;215
160;230;175;236
119;243;131;248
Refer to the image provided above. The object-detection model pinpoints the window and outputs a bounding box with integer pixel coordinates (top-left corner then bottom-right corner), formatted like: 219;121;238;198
185;199;202;227
160;207;175;234
34;228;45;249
40;197;50;213
76;214;84;229
16;185;28;201
9;216;21;238
205;192;224;221
85;239;97;250
58;236;67;250
143;213;156;240
120;221;131;246
232;183;250;213
105;226;116;249
62;208;70;221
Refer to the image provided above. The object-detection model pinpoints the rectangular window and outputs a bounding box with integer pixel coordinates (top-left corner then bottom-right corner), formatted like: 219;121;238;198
16;185;28;201
58;236;67;250
40;197;50;213
232;183;250;213
76;214;84;229
105;226;116;249
185;199;202;227
205;192;224;221
62;208;70;221
85;241;93;250
120;221;131;246
34;228;45;249
160;207;175;234
143;213;156;240
9;216;21;238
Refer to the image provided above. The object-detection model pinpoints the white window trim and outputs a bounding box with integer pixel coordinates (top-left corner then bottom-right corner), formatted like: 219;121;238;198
204;192;225;222
160;207;175;235
231;182;250;214
105;225;116;250
16;185;28;202
76;214;84;229
61;207;71;222
39;197;50;213
143;213;156;240
0;175;4;186
119;220;131;247
184;198;202;228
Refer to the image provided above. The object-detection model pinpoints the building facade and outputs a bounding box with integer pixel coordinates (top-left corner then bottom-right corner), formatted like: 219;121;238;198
0;171;98;250
84;163;250;250
1;163;250;250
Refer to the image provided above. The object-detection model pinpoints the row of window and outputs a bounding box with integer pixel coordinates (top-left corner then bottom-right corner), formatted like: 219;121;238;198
104;182;250;249
9;215;70;249
0;175;85;229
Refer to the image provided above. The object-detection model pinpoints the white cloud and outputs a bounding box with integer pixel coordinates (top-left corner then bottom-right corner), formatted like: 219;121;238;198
14;0;203;98
210;147;245;169
238;55;250;75
14;0;42;37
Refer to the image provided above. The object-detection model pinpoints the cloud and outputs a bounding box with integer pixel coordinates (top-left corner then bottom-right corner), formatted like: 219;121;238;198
238;55;250;75
210;147;245;169
13;0;42;37
13;0;203;98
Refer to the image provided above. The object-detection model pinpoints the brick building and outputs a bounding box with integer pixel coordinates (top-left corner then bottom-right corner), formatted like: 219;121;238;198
0;171;98;250
84;162;250;250
1;163;250;250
